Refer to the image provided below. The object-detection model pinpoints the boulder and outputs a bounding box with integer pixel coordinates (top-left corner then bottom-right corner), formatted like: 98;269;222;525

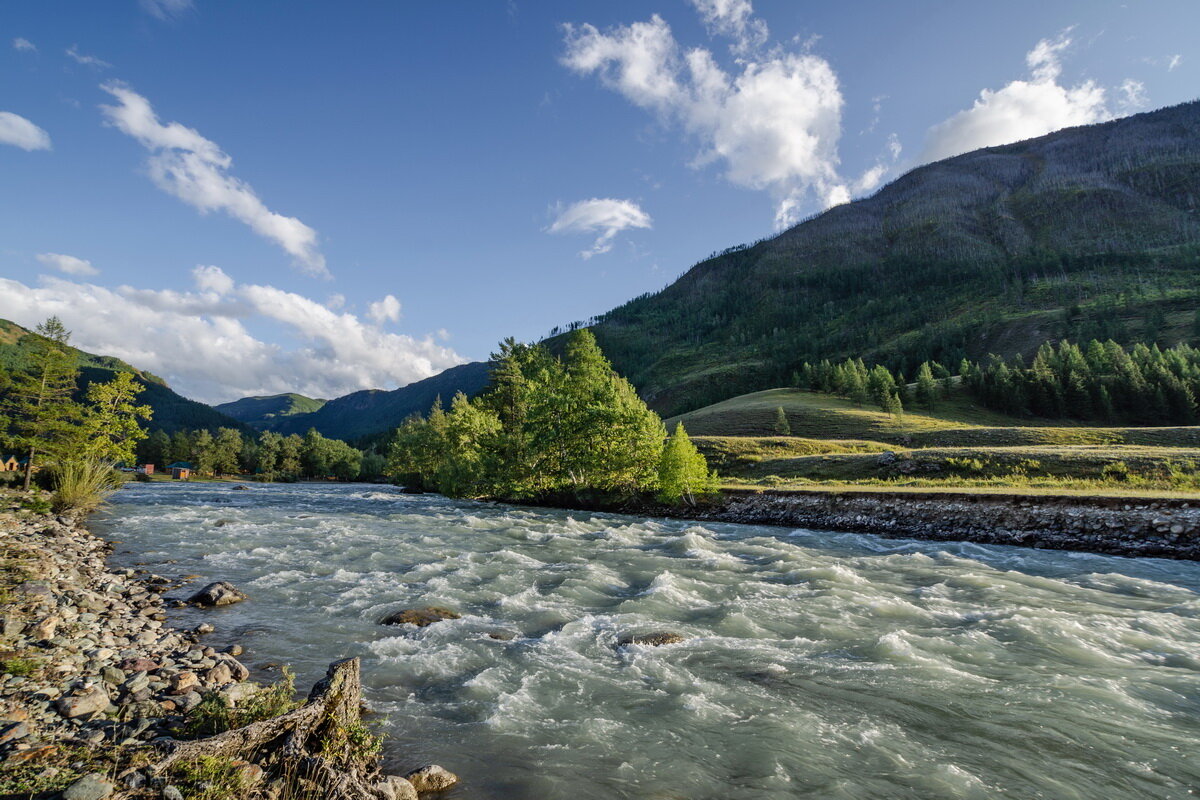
618;631;687;647
376;775;419;800
62;774;114;800
56;684;110;719
404;765;459;793
187;581;247;607
379;607;461;627
169;671;200;694
28;615;59;640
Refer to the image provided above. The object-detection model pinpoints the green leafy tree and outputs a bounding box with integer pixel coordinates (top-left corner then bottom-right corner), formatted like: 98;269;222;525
657;423;717;505
279;434;303;478
3;317;84;489
211;428;244;476
256;431;283;480
191;429;215;476
77;372;152;465
139;430;171;468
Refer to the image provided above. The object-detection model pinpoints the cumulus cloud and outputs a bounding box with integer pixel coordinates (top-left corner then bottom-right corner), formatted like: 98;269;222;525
547;198;652;258
36;253;98;276
0;270;461;404
367;294;402;324
562;5;847;228
100;82;329;277
66;45;111;69
140;0;193;20
0;112;51;151
923;30;1119;162
13;38;36;53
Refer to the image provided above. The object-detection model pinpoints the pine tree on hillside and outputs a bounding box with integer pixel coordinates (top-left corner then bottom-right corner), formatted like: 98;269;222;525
773;406;791;436
915;362;939;410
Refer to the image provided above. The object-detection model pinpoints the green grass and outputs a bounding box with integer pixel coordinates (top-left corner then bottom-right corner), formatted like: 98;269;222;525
183;667;300;738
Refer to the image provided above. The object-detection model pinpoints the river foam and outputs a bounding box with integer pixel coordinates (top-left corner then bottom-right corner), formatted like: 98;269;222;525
95;483;1200;799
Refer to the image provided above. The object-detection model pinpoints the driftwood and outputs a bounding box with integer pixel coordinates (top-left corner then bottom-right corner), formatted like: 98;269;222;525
153;657;387;799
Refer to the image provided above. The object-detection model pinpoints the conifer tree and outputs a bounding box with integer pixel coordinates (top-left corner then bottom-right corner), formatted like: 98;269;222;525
4;317;83;489
914;362;939;410
773;406;791;436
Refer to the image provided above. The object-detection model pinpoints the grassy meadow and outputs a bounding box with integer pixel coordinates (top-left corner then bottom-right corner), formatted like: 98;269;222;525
668;388;1200;496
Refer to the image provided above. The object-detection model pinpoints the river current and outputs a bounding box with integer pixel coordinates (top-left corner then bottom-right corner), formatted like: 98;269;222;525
93;482;1200;799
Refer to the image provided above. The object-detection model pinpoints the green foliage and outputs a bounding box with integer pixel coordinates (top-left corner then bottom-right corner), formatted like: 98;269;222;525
389;330;685;500
169;755;252;800
0;657;38;677
772;407;791;436
76;371;153;465
657;424;719;505
184;667;300;738
50;458;124;513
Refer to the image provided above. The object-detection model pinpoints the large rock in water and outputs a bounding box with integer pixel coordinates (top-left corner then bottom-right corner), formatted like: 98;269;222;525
404;765;459;792
618;631;687;647
379;606;461;627
375;775;419;800
187;581;248;607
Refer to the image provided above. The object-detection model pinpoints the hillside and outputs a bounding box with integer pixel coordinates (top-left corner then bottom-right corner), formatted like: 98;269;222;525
583;101;1200;417
0;318;246;434
264;361;493;441
215;393;326;428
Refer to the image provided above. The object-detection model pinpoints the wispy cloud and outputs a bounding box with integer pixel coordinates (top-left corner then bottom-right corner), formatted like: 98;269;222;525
100;82;329;278
561;3;849;228
66;45;111;69
923;30;1122;162
36;253;98;276
0;268;461;404
140;0;194;21
12;37;37;53
367;295;402;324
548;198;652;259
0;112;52;151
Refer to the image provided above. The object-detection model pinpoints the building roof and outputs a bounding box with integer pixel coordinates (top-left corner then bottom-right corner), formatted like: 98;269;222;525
166;461;194;469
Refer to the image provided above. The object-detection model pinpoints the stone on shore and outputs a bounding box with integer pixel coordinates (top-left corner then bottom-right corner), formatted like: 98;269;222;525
56;684;110;719
376;774;419;800
62;773;114;800
379;607;461;627
187;581;248;607
618;631;687;647
405;765;460;792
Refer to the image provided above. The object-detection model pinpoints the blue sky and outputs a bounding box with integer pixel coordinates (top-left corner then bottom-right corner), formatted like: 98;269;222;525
0;0;1196;403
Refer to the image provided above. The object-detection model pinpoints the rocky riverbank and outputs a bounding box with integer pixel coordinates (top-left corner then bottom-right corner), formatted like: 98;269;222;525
697;490;1200;560
0;491;454;799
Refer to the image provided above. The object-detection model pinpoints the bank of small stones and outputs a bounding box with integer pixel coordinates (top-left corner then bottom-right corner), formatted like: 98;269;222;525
704;491;1200;560
0;495;456;798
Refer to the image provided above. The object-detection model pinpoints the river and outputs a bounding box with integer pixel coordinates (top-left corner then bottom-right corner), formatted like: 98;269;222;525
93;482;1200;799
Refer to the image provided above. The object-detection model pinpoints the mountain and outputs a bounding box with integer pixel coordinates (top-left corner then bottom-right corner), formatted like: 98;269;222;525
580;101;1200;417
260;361;493;441
0;318;247;434
215;393;326;428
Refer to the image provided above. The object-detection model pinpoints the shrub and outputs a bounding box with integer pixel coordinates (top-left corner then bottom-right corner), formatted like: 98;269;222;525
184;668;300;738
1101;461;1131;482
50;459;123;514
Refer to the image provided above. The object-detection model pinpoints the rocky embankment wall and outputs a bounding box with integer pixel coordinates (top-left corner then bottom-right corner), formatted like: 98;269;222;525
699;490;1200;560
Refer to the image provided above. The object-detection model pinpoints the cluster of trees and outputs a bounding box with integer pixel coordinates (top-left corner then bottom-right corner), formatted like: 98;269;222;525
387;330;717;503
137;427;385;482
794;338;1200;425
0;318;152;488
962;340;1200;424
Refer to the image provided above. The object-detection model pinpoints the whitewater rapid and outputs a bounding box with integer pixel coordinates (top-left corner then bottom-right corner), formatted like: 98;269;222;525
94;482;1200;799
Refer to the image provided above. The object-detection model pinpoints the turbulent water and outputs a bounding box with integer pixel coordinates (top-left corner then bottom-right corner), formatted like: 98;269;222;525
93;482;1200;799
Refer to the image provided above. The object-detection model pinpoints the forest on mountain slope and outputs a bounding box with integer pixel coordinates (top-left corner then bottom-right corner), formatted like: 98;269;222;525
582;101;1200;418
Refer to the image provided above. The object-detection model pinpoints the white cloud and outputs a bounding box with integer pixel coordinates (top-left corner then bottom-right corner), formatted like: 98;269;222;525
689;0;767;53
0;112;51;151
36;253;99;276
1167;54;1182;72
13;38;36;53
367;294;402;324
923;31;1116;162
547;198;652;258
100;83;328;277
0;272;462;404
66;45;111;69
140;0;193;20
1118;78;1147;111
562;7;847;228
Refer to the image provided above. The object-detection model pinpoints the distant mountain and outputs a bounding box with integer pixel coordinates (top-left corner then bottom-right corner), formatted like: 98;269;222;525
581;101;1200;417
0;318;248;434
261;361;493;441
215;393;326;428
